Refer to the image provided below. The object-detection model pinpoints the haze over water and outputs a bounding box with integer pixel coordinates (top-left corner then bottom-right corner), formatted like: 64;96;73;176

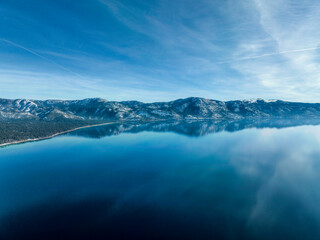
1;122;320;240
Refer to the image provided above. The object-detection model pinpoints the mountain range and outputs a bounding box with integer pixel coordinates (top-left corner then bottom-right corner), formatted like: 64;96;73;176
2;97;320;121
2;97;320;146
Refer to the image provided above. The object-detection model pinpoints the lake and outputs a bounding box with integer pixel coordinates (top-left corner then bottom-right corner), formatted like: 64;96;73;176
1;121;320;240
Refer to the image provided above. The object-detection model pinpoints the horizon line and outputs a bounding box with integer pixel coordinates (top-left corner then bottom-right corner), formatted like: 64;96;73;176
1;96;318;104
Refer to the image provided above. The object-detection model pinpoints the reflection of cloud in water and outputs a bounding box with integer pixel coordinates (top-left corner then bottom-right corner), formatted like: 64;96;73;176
222;126;320;239
2;123;320;239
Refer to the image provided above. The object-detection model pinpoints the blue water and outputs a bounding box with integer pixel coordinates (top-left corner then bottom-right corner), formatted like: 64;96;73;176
1;122;320;239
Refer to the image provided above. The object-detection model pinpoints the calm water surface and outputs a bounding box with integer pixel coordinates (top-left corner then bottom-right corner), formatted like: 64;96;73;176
1;122;320;240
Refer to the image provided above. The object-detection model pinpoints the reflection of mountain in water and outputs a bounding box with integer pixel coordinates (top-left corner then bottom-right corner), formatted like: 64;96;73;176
68;118;320;138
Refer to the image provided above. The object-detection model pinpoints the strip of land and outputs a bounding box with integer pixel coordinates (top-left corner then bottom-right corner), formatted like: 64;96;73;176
0;121;117;147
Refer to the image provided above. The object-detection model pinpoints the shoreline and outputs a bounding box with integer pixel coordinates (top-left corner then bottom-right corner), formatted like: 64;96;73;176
0;121;118;148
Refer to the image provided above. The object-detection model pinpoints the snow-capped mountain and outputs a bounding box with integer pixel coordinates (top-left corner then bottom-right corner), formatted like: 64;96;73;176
1;97;320;121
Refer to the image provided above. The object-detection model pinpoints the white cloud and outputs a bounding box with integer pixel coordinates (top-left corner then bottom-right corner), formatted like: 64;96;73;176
227;0;320;102
2;0;320;101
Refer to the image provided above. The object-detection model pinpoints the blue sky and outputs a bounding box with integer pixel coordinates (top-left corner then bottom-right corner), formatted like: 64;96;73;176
1;0;320;102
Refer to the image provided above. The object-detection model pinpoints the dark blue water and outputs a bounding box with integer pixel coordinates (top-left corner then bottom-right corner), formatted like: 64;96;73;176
1;122;320;240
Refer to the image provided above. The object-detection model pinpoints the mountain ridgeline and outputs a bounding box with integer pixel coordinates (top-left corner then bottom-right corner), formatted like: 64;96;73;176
1;97;320;121
2;97;320;145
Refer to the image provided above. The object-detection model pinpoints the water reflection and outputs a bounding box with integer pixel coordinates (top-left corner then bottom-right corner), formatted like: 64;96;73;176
1;121;320;239
68;118;320;138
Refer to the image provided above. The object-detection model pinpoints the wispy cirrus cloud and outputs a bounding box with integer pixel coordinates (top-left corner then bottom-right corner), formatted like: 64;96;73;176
1;0;320;101
228;0;320;101
219;45;320;64
0;38;84;78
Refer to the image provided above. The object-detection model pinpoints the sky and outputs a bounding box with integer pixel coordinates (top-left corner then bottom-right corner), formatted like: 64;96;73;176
1;0;320;102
